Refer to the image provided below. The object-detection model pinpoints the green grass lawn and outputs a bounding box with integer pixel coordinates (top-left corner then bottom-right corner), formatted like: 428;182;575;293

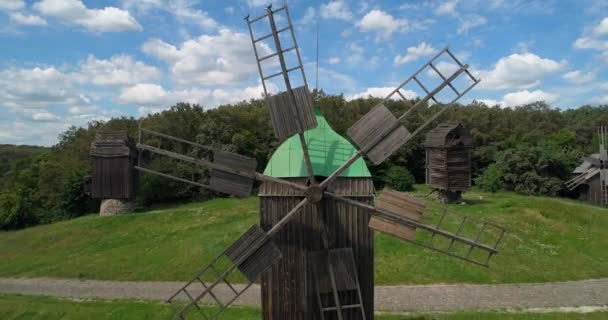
1;294;606;320
1;188;607;284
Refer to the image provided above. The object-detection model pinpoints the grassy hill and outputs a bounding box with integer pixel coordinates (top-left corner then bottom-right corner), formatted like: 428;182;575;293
0;188;607;285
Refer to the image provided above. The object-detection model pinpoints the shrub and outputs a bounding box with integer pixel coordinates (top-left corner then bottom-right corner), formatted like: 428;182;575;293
383;166;415;191
476;163;505;193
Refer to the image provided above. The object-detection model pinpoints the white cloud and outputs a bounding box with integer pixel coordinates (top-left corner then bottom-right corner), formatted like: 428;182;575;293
435;0;459;16
592;17;608;36
119;83;167;105
592;95;608;104
357;10;408;41
119;83;267;112
68;105;99;115
164;0;218;29
458;14;487;34
562;70;595;84
142;29;262;85
478;53;566;90
79;54;161;87
300;7;316;25
320;0;352;21
0;67;85;110
34;0;142;32
9;12;47;26
30;111;60;121
475;99;500;107
0;0;24;11
573;37;608;51
394;42;436;65
502;90;558;107
346;87;417;101
573;18;608;64
327;57;341;65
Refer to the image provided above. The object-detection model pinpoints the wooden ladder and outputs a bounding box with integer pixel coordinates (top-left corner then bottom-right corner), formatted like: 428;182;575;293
309;248;367;320
167;225;281;319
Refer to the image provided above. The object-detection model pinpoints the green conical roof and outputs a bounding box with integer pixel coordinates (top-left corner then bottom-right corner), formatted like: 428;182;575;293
263;107;371;178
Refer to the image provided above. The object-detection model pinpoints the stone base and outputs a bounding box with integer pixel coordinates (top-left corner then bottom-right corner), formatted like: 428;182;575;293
100;199;135;216
437;190;463;204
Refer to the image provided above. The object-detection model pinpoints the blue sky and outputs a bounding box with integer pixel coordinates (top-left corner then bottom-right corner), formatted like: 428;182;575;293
1;0;607;146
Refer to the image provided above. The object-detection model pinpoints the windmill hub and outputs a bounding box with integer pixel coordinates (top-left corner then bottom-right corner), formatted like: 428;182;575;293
305;184;324;203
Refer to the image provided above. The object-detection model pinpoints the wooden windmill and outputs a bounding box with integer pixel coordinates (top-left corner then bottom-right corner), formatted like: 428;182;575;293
90;130;138;215
132;3;506;320
565;126;608;206
425;123;474;203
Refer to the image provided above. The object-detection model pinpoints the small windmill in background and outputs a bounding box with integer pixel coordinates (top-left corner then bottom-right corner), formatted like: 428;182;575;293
566;126;608;206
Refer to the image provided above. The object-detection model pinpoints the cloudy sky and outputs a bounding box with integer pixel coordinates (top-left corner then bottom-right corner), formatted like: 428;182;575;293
1;0;607;146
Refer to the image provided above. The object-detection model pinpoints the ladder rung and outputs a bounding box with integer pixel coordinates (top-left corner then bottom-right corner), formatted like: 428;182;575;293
263;70;283;80
262;65;301;80
445;49;478;82
258;46;296;62
322;304;362;312
248;5;287;24
249;13;268;23
396;89;408;100
413;76;438;104
429;63;461;96
254;26;291;43
193;277;225;309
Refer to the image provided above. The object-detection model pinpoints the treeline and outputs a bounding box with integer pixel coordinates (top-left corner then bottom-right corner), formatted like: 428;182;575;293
1;92;607;230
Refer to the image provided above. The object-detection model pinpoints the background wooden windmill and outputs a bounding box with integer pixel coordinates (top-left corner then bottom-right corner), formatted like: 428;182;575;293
131;3;507;320
565;126;608;206
425;123;474;204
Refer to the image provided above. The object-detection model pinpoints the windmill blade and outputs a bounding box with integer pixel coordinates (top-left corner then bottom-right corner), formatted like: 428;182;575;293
324;191;505;267
136;128;308;196
565;167;600;190
320;48;480;189
246;4;318;183
169;198;309;319
583;156;601;168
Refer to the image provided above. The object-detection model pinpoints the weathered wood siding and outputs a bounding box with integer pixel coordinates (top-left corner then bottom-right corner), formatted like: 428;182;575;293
90;131;137;199
425;123;473;192
91;157;136;199
259;177;375;320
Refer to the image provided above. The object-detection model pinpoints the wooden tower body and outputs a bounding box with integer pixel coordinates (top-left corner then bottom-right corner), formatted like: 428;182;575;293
425;123;473;202
90;131;137;199
259;109;375;320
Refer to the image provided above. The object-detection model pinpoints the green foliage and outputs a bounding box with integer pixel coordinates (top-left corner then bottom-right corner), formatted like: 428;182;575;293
383;166;415;191
476;163;504;193
60;172;97;219
137;157;205;205
0;97;606;230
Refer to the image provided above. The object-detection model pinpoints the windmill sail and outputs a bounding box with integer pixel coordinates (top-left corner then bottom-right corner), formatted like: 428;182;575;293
246;4;318;183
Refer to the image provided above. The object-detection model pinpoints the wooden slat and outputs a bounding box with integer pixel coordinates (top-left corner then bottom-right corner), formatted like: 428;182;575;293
370;190;426;242
225;225;267;263
238;239;282;283
369;217;416;241
210;150;257;197
267;86;317;141
347;104;411;165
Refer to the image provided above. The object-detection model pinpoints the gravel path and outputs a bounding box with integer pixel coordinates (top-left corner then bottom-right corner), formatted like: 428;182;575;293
1;277;607;312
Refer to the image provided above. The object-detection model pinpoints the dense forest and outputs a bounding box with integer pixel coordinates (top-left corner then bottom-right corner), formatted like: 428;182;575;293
1;92;607;230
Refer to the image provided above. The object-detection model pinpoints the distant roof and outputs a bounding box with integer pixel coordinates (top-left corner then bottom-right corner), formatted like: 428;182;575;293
424;123;473;148
263;107;371;178
573;153;599;174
